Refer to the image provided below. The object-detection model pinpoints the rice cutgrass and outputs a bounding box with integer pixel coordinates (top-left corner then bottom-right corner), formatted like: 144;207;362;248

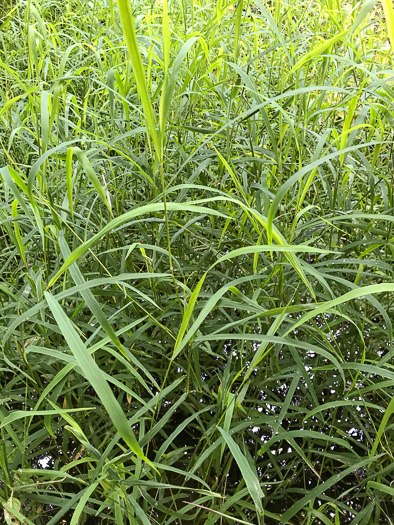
0;0;394;523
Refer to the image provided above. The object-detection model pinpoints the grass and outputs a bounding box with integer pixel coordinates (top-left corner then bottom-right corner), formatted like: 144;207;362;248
0;0;394;523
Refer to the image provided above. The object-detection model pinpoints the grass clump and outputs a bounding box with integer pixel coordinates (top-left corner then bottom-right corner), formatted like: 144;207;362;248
0;0;394;523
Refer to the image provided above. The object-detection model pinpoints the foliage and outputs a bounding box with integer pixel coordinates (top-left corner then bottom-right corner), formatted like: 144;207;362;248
0;0;394;523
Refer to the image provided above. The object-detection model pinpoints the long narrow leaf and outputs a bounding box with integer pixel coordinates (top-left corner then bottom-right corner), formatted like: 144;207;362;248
44;292;154;468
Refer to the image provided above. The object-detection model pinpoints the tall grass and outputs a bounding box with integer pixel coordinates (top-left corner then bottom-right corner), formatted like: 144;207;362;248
0;0;394;523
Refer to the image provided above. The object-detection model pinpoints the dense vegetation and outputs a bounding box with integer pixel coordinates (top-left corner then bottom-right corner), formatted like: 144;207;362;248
1;0;394;523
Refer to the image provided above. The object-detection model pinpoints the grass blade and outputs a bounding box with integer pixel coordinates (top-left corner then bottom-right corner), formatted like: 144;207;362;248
218;427;264;515
116;0;160;155
44;292;154;468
